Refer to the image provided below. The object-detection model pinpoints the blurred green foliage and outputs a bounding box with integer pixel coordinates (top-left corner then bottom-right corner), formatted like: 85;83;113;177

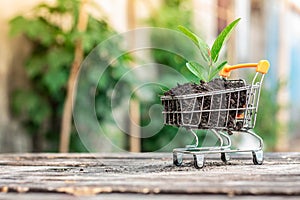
10;0;130;152
254;84;279;151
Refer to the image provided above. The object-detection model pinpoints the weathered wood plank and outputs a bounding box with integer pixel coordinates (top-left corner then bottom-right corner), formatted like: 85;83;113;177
1;193;299;200
0;152;299;197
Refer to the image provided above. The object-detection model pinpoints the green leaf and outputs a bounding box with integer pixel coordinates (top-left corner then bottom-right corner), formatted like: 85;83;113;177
9;16;28;36
46;48;73;69
43;68;68;94
209;61;227;81
178;25;200;47
178;25;210;62
211;18;241;62
10;16;56;46
186;62;207;82
26;55;46;78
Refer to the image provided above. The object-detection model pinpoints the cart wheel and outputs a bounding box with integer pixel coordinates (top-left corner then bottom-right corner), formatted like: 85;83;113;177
173;152;183;166
221;152;230;163
193;154;205;169
252;150;263;165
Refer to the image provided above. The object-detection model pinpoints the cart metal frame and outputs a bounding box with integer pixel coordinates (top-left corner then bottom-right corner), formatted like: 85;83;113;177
161;60;270;168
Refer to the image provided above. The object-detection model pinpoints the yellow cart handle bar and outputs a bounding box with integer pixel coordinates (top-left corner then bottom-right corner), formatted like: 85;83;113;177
219;60;270;78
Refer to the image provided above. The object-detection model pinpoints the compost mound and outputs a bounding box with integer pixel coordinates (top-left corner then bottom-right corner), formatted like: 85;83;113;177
162;78;246;131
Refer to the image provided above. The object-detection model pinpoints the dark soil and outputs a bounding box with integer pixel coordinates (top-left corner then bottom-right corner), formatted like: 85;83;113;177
162;78;246;131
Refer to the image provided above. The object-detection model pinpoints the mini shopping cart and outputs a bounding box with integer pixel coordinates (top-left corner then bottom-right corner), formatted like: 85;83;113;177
161;60;270;168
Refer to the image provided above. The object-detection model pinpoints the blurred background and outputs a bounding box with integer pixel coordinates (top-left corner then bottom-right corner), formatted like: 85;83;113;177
0;0;300;153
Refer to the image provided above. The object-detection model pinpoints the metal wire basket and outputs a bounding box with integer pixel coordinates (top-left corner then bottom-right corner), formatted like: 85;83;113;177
161;60;270;168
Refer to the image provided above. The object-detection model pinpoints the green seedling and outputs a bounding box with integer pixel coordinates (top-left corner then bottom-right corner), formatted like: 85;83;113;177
178;18;240;82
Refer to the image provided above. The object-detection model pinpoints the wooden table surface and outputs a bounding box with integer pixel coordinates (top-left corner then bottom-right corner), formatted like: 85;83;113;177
0;152;299;199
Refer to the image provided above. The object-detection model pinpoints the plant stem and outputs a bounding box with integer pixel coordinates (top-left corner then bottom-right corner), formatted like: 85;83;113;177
208;57;213;81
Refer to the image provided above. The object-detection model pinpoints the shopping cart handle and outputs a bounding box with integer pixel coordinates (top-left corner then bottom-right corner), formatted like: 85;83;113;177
219;60;270;78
